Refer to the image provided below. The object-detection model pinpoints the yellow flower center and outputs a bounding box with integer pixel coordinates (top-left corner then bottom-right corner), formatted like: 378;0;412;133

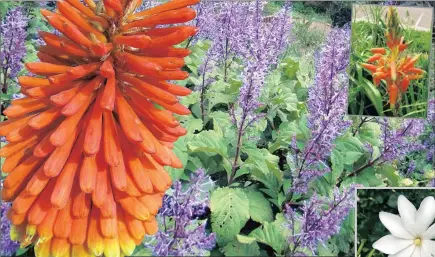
414;237;422;246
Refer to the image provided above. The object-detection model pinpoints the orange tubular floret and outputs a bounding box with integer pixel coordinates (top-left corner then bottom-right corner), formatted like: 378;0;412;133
128;0;199;20
39;32;91;58
123;8;196;31
113;34;151;48
25;62;70;75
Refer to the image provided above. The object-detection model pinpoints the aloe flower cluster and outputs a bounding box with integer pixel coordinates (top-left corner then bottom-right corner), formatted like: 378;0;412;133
1;202;20;256
285;185;355;254
291;26;352;193
150;169;216;256
0;7;28;90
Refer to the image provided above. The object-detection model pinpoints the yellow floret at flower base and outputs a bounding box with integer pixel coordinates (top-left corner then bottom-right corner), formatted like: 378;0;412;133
0;0;199;256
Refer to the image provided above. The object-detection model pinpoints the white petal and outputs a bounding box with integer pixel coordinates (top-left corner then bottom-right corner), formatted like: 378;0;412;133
422;240;435;256
412;247;421;257
380;212;415;239
398;195;418;235
373;235;414;254
423;224;435;240
416;197;435;234
390;245;416;257
421;243;433;257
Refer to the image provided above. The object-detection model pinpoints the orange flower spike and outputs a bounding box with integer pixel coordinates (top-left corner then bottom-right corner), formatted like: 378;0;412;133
361;63;378;73
128;0;199;20
51;132;85;209
53;200;73;239
100;76;116;111
79;156;98;193
33;133;56;158
143;79;192;96
25;62;70;75
373;72;389;80
49;62;102;85
64;0;96;18
87;207;105;256
57;0;106;42
44;129;79;177
148;26;198;48
115;51;162;76
39;32;91;57
84;93;104;156
407;67;425;75
113;34;152;48
99;58;115;78
40;10;93;48
102;111;121;166
122;7;196;30
120;73;177;104
2;149;33;173
37;208;59;243
388;83;399;108
50;94;94;146
72;190;91;218
92;153;109;207
370;48;386;54
402;54;421;71
28;107;62;130
400;76;410;92
116;209;136;256
3;99;50;118
37;52;66;65
50;81;84;106
114;87;144;142
51;238;71;257
138;46;192;58
143;217;158;235
3;156;44;189
69;217;88;245
25;167;51;196
367;54;381;63
0;114;35;136
103;0;124;14
27;180;57;225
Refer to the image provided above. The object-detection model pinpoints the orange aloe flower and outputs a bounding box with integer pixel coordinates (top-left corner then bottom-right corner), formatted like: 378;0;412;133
360;7;425;110
0;0;198;256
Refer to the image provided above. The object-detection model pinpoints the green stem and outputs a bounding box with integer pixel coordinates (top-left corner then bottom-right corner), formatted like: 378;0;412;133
357;239;366;256
367;248;376;257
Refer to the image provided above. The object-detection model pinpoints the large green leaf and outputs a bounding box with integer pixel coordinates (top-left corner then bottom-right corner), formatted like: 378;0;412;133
222;241;260;256
361;77;383;116
248;214;290;255
210;187;250;246
246;190;273;224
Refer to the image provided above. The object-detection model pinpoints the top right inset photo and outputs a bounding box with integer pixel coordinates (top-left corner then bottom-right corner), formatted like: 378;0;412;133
348;4;433;118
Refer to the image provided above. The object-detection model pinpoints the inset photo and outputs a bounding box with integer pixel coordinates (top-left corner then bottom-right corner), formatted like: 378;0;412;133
357;188;435;257
348;5;433;118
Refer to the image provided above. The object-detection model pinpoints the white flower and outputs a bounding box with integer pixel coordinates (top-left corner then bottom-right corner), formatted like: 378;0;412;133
373;195;435;257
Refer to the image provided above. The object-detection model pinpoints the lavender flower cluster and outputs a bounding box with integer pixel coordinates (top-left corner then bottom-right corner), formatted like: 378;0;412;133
285;185;355;254
1;202;20;256
424;99;435;163
378;118;425;162
0;7;28;88
150;169;216;256
291;26;353;193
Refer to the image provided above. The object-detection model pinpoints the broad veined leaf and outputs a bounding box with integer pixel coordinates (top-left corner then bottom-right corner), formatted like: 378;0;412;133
222;241;260;256
211;187;250;246
246;190;274;224
249;213;290;255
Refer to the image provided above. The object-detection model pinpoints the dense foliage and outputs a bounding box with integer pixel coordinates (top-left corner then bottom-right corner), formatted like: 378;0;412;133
0;1;434;257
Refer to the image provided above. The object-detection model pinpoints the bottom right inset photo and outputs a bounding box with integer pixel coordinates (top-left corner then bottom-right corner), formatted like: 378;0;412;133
357;188;435;257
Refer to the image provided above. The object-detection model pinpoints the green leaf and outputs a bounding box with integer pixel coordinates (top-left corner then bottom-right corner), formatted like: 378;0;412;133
377;164;400;186
342;151;364;165
222;241;260;256
361;77;383;116
329;148;344;184
246;190;273;224
248;214;289;255
236;234;257;244
211;187;250;246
